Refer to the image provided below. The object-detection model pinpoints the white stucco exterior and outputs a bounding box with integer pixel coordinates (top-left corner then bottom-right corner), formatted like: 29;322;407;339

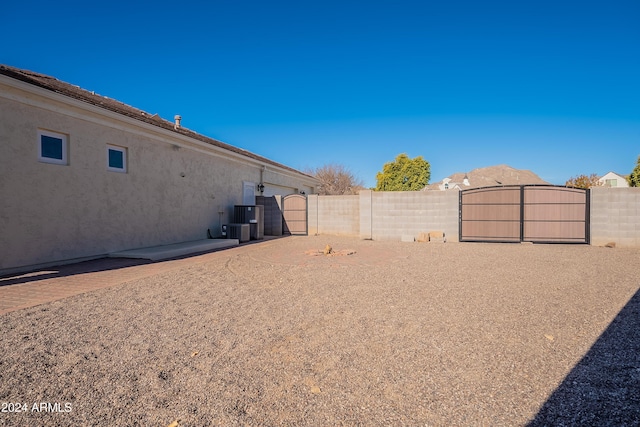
0;72;317;273
598;171;629;188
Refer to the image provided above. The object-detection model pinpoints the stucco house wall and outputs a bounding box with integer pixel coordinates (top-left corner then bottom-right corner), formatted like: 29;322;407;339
0;69;317;273
598;171;629;188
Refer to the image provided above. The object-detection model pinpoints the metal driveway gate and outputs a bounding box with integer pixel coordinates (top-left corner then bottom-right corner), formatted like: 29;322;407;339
282;194;307;235
460;185;589;243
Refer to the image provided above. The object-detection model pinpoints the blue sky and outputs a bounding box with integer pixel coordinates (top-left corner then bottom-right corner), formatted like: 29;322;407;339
4;0;639;187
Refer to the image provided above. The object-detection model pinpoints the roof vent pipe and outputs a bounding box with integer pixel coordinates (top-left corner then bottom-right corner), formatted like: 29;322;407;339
174;115;182;130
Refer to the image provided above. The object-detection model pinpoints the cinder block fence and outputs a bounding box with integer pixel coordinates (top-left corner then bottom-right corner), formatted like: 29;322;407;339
590;187;640;247
307;188;640;247
308;190;460;242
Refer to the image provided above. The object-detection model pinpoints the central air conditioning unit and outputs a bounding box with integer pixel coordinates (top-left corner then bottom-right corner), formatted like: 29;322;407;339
233;205;264;240
225;223;250;243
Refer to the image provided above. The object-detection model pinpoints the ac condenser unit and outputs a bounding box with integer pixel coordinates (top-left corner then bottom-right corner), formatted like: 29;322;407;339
233;205;264;240
226;224;250;243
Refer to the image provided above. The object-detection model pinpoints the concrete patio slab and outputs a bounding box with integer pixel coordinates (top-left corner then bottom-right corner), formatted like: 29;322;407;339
108;239;239;261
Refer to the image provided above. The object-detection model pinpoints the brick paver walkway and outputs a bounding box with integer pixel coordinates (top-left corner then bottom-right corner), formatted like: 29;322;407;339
0;239;282;316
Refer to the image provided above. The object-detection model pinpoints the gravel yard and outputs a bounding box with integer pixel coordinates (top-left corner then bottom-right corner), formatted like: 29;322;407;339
1;235;639;426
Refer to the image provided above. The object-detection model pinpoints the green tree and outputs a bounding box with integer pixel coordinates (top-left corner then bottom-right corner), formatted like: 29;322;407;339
565;173;602;189
628;155;640;187
375;153;430;191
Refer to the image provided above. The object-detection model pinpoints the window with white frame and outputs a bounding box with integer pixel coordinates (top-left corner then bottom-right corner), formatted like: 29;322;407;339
107;145;127;172
38;129;68;165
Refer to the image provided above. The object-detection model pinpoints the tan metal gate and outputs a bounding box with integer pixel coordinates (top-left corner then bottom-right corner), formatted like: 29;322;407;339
460;186;521;242
283;194;307;235
460;185;589;243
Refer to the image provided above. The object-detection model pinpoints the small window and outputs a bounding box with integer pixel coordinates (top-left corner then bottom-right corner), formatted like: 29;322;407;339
38;130;68;165
107;145;127;173
605;179;617;187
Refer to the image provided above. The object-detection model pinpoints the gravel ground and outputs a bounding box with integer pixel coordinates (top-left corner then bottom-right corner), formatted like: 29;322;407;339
1;236;639;426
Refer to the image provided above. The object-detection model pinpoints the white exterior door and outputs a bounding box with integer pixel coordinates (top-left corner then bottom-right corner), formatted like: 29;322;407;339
243;181;256;205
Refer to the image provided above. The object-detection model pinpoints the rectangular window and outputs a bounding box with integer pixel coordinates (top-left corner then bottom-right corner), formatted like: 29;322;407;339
38;130;68;165
107;145;127;172
605;179;617;187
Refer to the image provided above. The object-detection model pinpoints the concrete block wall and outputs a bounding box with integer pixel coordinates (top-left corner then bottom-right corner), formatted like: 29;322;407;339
370;190;459;241
309;188;639;247
360;190;373;239
308;190;459;242
307;194;359;236
307;195;318;235
590;187;640;247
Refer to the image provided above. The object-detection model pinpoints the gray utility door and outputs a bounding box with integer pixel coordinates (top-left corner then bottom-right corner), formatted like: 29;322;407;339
282;194;307;235
460;185;590;243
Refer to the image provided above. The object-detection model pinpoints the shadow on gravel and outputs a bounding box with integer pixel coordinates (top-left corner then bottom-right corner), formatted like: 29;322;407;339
0;258;152;287
0;235;291;287
527;288;640;426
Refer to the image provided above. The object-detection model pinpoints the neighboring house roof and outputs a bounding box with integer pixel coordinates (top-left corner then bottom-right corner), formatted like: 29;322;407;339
0;64;317;182
424;164;549;190
600;171;627;179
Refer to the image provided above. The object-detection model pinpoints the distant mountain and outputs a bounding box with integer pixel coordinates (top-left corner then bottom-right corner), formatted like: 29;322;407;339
424;164;549;191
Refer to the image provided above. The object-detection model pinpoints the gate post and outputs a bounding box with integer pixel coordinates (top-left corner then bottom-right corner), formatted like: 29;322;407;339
586;189;591;245
359;190;373;240
458;190;463;242
520;185;525;242
307;194;318;236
